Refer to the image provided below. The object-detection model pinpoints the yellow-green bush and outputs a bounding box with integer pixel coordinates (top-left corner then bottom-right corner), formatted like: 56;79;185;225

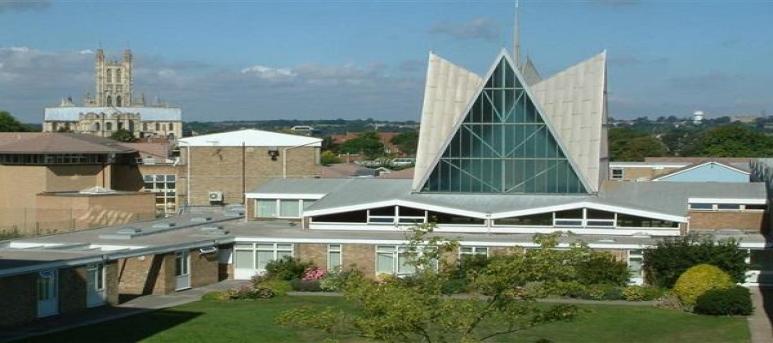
673;264;733;305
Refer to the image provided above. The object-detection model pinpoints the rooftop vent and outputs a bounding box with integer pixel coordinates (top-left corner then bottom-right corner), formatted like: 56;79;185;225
116;227;142;235
199;246;218;254
190;217;212;223
152;222;176;229
79;186;117;195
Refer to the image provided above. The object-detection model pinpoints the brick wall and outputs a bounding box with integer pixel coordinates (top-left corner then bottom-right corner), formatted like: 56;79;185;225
190;250;219;288
59;267;87;315
689;210;766;233
117;253;174;298
615;167;680;181
34;192;155;234
105;261;119;305
343;244;375;277
179;146;320;206
296;243;328;269
0;273;37;327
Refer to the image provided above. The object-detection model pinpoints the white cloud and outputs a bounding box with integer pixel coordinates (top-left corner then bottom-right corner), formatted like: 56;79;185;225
79;49;94;55
429;17;500;41
241;65;297;81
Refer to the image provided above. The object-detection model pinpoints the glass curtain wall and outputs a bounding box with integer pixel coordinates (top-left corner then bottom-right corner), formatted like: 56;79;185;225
422;57;586;194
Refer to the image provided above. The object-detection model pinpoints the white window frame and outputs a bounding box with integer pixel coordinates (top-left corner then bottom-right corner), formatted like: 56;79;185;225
86;263;105;292
627;249;644;284
254;199;307;219
688;203;762;212
375;245;436;276
367;206;428;226
327;244;342;271
459;246;489;259
235;243;295;273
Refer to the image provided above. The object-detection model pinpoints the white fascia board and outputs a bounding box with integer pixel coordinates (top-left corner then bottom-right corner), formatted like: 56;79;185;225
489;227;681;237
653;161;750;181
489;201;687;223
688;197;767;205
609;163;689;169
245;193;327;200
302;199;488;219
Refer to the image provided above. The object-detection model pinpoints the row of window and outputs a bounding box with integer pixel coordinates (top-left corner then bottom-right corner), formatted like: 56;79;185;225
310;206;679;229
0;154;108;165
143;174;177;214
255;199;316;219
688;203;766;211
92;122;174;132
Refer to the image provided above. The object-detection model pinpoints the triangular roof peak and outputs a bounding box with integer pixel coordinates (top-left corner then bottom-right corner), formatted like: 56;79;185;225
413;51;591;194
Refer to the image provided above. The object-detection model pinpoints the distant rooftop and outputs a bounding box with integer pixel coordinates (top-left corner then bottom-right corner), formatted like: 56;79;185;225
0;133;136;154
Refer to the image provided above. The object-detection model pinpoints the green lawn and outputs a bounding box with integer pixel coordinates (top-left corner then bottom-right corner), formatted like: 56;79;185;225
23;296;750;343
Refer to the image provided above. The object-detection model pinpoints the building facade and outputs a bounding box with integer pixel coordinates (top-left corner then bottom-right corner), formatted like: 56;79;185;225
43;49;183;140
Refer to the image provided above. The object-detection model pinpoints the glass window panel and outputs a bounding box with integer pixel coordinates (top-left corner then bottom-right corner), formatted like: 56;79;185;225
555;209;583;219
495;212;552;226
256;251;274;270
257;200;277;218
279;200;300;217
745;204;766;210
369;206;395;216
256;244;274;250
313;210;367;223
277;250;293;260
717;204;741;210
235;250;253;269
376;252;395;274
689;203;713;210
587;209;615;219
277;244;293;251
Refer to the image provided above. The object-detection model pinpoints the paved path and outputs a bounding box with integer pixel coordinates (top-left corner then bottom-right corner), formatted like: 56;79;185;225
0;280;249;343
748;286;773;343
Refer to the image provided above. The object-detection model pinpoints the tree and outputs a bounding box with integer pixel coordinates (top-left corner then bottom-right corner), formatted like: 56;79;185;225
320;150;341;166
685;124;773;157
0;111;27;132
339;131;385;160
277;226;579;342
608;128;667;161
390;131;419;156
109;128;135;142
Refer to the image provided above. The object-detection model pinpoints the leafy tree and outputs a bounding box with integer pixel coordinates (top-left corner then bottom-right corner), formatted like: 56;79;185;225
339;131;385;159
608;128;667;161
109;128;135;142
643;234;748;288
685;124;773;157
0;110;27;132
277;226;580;342
320;150;341;166
390;131;419;156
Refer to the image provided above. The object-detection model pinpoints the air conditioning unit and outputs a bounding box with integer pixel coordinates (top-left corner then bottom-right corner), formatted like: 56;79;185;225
208;191;223;203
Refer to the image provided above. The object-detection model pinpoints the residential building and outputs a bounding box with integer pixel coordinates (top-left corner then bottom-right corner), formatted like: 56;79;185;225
177;129;322;206
609;158;752;182
43;49;183;140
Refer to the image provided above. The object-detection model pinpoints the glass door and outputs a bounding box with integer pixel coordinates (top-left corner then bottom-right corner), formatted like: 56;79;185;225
86;263;106;307
37;270;59;318
175;251;191;290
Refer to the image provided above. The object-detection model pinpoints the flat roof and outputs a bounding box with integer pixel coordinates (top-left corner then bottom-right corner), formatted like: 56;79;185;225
0;133;136;155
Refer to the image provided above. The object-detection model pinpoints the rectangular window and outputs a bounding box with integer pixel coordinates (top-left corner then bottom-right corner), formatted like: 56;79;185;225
376;246;396;274
628;250;644;280
327;244;342;271
256;200;277;218
494;212;552;226
611;168;624;180
234;250;254;270
688;203;714;210
717;203;742;210
397;247;416;275
745;204;766;211
279;200;301;218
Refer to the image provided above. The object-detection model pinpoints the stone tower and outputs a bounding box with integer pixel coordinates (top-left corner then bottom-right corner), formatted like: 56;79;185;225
95;49;133;107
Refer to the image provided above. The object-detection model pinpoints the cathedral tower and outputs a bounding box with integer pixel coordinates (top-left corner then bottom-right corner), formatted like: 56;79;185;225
95;49;133;107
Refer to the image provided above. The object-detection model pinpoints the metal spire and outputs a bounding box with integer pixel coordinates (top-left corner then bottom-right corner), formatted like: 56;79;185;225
514;0;521;68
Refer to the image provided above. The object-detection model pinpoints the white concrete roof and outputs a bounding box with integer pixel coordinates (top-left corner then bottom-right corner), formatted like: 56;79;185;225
531;51;608;192
412;52;484;190
178;129;322;147
44;106;182;121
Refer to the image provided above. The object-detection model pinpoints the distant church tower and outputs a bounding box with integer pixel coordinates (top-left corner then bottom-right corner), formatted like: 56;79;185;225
95;49;133;107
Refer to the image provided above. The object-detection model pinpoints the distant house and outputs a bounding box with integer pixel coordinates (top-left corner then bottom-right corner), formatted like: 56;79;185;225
653;161;750;183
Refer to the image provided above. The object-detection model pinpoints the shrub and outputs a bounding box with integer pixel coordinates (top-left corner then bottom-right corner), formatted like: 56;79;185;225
694;286;753;316
623;285;663;301
290;278;323;292
656;291;684;311
256;279;292;296
441;278;468;295
265;257;313;281
673;264;734;305
320;268;362;292
225;286;275;300
644;234;747;288
575;253;630;286
303;266;327;281
582;284;624;301
548;281;587;298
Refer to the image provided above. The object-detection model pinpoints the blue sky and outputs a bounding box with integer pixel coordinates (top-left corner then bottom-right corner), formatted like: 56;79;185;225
1;0;772;123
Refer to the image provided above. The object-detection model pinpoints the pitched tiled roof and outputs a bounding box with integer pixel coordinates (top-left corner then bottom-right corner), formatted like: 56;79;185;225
0;133;136;154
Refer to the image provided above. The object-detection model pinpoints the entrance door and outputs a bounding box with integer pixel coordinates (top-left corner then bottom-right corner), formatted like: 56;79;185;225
37;270;58;318
175;251;191;290
86;263;106;307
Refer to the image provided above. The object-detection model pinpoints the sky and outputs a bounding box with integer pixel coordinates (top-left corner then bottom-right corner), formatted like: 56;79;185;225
1;0;772;123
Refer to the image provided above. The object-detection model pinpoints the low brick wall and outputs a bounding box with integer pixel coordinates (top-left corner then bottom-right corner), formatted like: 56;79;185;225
117;253;174;298
191;250;219;288
343;244;375;276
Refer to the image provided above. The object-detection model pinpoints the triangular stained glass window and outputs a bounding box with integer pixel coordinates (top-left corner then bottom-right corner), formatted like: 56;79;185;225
421;56;587;194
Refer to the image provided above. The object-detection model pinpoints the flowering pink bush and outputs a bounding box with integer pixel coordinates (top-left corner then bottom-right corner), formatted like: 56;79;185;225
302;266;326;281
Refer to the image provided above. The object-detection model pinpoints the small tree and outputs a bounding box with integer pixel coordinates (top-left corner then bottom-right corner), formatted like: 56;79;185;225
644;234;747;288
110;128;135;142
0;110;27;132
320;150;341;166
277;226;579;342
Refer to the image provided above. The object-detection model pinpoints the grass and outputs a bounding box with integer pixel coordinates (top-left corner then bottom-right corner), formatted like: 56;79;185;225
22;296;750;343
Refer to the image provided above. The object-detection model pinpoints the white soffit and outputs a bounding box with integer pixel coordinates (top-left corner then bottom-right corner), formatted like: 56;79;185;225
531;51;607;193
412;52;484;190
178;129;322;147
